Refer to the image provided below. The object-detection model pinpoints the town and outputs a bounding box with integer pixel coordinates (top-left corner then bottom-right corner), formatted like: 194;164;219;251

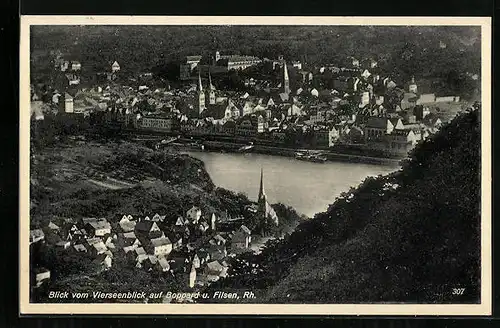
29;42;478;301
31;162;278;300
30;47;474;164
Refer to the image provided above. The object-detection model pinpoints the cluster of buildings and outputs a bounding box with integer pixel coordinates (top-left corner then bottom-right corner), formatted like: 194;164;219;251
31;49;468;156
180;50;262;79
31;169;279;291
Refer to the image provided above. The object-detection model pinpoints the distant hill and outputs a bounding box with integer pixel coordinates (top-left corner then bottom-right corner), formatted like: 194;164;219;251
205;105;481;303
31;25;481;83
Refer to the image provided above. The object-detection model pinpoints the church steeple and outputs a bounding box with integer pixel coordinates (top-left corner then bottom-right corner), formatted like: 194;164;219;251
283;62;290;95
198;71;206;114
258;167;265;201
208;69;216;105
409;75;418;94
256;168;279;229
198;71;203;92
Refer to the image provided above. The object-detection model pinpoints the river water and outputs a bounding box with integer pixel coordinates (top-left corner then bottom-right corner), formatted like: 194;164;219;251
185;151;399;217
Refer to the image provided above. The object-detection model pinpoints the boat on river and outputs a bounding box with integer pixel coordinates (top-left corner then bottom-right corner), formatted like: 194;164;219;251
295;151;327;163
238;142;254;152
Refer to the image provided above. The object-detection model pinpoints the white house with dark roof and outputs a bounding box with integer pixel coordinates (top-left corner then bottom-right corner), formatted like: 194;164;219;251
84;218;111;237
148;237;173;256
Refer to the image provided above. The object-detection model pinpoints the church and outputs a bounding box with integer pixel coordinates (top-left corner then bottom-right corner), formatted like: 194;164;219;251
196;69;217;116
257;168;279;230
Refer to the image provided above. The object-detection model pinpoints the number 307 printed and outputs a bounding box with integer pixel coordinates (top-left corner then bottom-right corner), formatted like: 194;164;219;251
452;288;466;295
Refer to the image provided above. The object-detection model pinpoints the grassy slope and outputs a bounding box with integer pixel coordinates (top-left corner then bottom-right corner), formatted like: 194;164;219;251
265;108;480;303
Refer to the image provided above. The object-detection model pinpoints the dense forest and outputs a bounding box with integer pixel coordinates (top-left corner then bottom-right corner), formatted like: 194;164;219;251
31;25;481;85
204;104;481;303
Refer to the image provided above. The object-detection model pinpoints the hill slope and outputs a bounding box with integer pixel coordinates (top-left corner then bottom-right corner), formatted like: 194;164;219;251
207;107;481;303
31;26;480;82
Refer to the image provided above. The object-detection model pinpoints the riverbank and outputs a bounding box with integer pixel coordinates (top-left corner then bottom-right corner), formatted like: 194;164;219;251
169;140;403;166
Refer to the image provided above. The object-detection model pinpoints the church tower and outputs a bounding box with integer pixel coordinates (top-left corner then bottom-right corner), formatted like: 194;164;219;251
258;168;266;203
198;72;206;114
208;70;216;105
257;168;279;229
409;76;418;94
283;62;290;95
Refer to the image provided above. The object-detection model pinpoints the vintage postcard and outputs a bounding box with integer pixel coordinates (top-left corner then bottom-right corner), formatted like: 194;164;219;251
20;16;491;315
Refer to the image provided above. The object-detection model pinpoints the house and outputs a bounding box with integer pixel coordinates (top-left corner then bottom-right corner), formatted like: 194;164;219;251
207;244;227;261
104;236;116;250
91;241;108;255
232;225;252;249
147;236;173;256
186;206;202;224
416;93;437;104
189;265;197;288
422;114;443;128
34;268;50;288
55;240;71;249
157;256;170;272
119;218;136;232
135;247;147;258
30;229;45;244
165;231;183;250
86;237;102;246
209;234;227;246
71;61;81;71
84;218;112;237
198;221;210;233
186;55;202;70
122;237;142;253
151;213;166;222
175;216;187;226
135;221;162;238
196;249;210;265
413;105;431;121
73;243;88;253
385;130;418;155
361;69;371;79
192;254;201;269
389;118;404;130
111;61;121;73
364;117;396;142
205;260;229;281
401;93;418;110
312;126;339;148
94;253;113;271
48;221;60;232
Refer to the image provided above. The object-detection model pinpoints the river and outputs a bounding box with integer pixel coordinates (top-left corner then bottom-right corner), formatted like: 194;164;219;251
185;151;399;217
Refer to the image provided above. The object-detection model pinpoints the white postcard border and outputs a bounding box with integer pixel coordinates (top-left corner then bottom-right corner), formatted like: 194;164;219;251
19;15;492;316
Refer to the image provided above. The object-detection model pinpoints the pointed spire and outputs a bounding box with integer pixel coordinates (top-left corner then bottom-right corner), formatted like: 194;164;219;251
283;62;290;94
198;71;203;92
258;168;265;201
283;62;289;81
209;69;215;90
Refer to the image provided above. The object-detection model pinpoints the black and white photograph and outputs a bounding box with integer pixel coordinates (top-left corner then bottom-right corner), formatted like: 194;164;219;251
20;16;492;315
